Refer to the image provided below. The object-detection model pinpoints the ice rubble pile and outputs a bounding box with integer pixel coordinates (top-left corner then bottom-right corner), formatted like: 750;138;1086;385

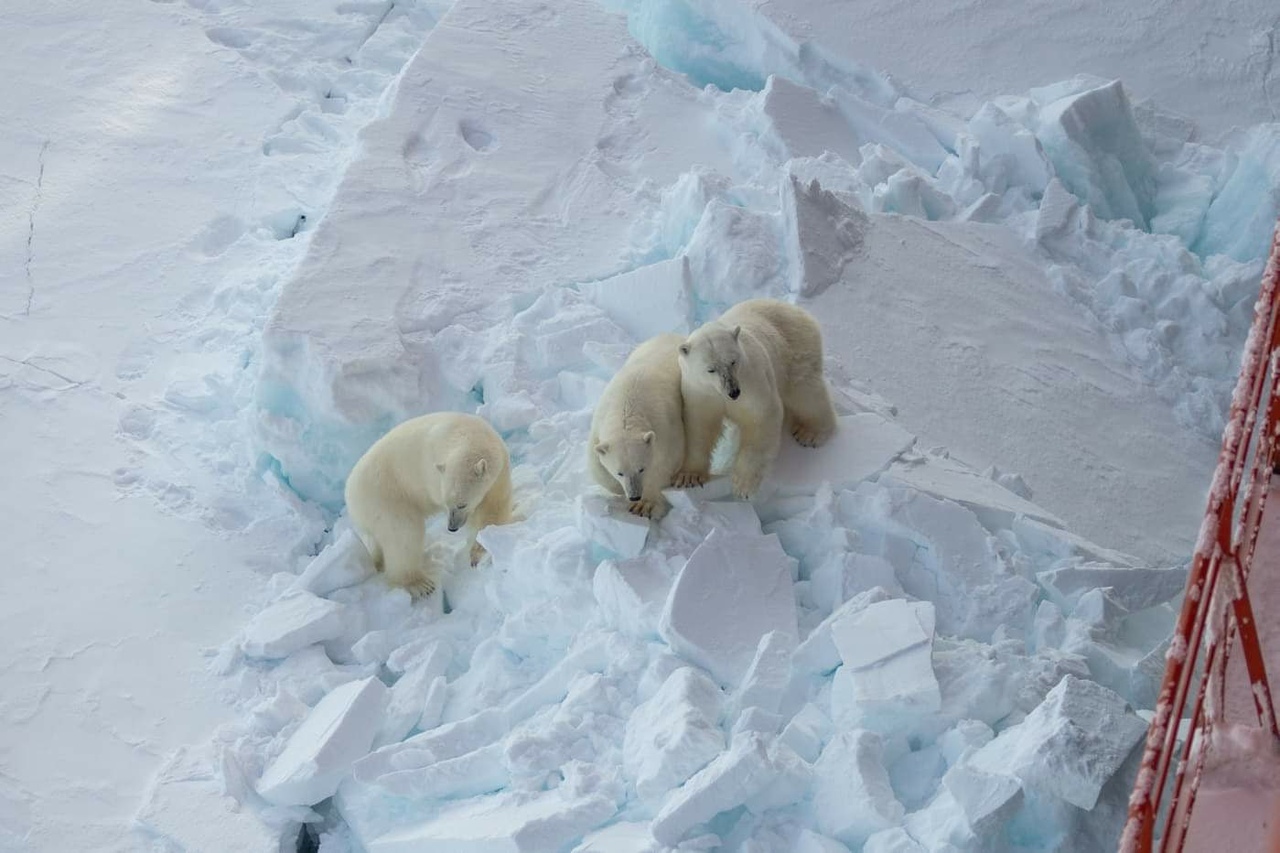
213;404;1181;851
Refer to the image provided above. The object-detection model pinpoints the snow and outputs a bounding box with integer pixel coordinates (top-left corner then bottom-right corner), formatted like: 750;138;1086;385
256;676;388;807
9;0;1280;848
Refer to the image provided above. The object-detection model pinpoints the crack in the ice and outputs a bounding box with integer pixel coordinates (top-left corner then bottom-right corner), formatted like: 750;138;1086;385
345;1;396;65
0;354;85;389
1261;21;1278;120
24;141;50;317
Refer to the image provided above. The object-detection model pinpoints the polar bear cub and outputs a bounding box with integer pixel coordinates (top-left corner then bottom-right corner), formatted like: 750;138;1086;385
677;298;838;499
344;412;513;597
588;333;686;519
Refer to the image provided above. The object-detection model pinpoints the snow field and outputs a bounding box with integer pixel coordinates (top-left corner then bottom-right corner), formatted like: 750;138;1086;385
98;0;1280;849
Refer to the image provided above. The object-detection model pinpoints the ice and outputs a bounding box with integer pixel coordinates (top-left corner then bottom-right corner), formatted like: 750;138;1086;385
1196;124;1280;262
659;528;799;687
779;703;833;763
965;674;1147;810
291;527;375;595
241;591;347;660
794;586;895;675
830;598;934;670
763;76;865;166
577;494;651;558
649;732;780;846
374;641;451;748
862;827;925;853
940;763;1024;833
257;677;388;807
812;730;904;847
766;413;915;499
881;452;1065;531
662;475;738;510
580;257;695;342
623;667;725;802
573;822;659;853
731;630;796;718
780;176;870;298
810;551;901;616
795;828;855;853
366;788;616;853
1037;562;1188;614
592;552;674;639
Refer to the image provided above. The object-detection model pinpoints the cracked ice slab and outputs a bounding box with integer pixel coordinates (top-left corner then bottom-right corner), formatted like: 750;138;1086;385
768;413;915;499
257;676;388;807
964;674;1147;810
882;452;1065;530
659;527;799;688
241;590;346;659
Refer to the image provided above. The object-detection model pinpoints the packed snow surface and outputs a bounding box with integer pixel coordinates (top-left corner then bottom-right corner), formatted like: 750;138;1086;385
5;0;1280;849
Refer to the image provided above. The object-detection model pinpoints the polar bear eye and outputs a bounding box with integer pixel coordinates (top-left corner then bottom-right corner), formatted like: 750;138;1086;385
706;367;716;373
638;468;645;474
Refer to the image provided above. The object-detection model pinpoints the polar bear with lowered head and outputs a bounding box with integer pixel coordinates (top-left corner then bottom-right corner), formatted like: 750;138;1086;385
344;412;513;597
677;298;837;499
589;333;686;520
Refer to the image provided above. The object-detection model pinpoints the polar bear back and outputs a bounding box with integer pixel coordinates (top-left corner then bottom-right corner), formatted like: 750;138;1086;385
718;298;826;387
593;333;686;439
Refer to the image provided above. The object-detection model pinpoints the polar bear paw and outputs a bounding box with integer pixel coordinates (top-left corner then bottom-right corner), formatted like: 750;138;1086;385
791;422;826;448
628;498;662;519
405;575;437;598
673;470;709;488
731;468;762;501
470;542;487;567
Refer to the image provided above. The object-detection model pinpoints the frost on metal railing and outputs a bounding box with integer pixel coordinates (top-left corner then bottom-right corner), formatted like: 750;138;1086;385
1121;220;1280;853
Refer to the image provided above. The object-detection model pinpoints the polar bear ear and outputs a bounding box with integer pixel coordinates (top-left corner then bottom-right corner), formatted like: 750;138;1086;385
595;442;609;456
678;342;690;356
731;325;741;341
473;458;487;477
436;463;447;473
642;431;655;445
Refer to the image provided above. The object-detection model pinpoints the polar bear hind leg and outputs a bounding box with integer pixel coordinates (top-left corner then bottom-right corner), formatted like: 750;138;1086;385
373;505;438;597
783;373;838;448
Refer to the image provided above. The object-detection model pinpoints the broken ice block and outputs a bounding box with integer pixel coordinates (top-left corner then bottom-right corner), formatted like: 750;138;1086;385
291;527;374;595
965;674;1147;809
812;730;904;847
623;667;724;802
882;453;1064;530
659;528;798;687
662;475;737;511
794;586;894;675
830;600;941;722
592;552;672;639
257;676;388;806
830;599;934;670
579;256;695;341
731;630;796;718
1036;563;1188;613
649;732;777;846
577;494;650;557
242;591;346;659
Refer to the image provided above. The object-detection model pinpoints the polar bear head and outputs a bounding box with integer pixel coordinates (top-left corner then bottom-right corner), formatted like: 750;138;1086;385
679;322;742;401
436;453;498;532
595;431;655;501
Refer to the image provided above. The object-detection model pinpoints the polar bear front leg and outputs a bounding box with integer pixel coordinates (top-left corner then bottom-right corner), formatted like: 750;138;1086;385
676;402;724;488
467;464;515;566
377;511;439;598
729;401;783;500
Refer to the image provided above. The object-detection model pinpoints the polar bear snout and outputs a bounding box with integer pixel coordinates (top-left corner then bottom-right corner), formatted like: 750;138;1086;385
722;372;741;400
447;507;468;532
621;474;643;501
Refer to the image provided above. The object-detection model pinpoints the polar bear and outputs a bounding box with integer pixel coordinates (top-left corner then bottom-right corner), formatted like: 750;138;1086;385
344;412;514;597
676;298;837;499
588;333;686;519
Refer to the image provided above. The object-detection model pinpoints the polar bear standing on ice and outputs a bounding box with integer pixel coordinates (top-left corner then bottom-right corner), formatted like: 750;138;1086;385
588;333;687;520
677;298;837;499
344;412;514;597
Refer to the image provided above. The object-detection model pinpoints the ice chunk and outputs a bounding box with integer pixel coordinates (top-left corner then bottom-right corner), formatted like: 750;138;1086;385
374;642;451;748
830;599;934;670
592;552;673;639
573;822;659;853
794;586;894;674
967;102;1053;194
781;176;869;298
579;257;695;342
257;677;388;806
796;829;856;853
577;493;650;558
881;452;1064;530
291;527;375;595
889;745;944;810
763;76;864;166
812;730;904;847
353;707;510;798
862;827;925;853
832;88;948;173
684;199;786;307
768;413;915;499
940;763;1024;833
242;591;347;660
731;630;796;717
831;633;942;728
966;674;1147;809
780;702;833;763
1012;515;1139;568
623;667;725;802
1036;562;1187;613
367;789;616;853
1196;124;1280;262
649;732;778;846
1033;79;1157;229
937;719;995;766
659;528;798;687
810;550;902;615
732;707;784;736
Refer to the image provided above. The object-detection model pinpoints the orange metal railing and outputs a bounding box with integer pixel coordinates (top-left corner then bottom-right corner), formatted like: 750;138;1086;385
1121;220;1280;852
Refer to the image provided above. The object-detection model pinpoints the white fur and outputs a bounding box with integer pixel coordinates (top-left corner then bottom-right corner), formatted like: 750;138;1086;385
344;412;514;597
677;298;837;498
588;333;687;519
